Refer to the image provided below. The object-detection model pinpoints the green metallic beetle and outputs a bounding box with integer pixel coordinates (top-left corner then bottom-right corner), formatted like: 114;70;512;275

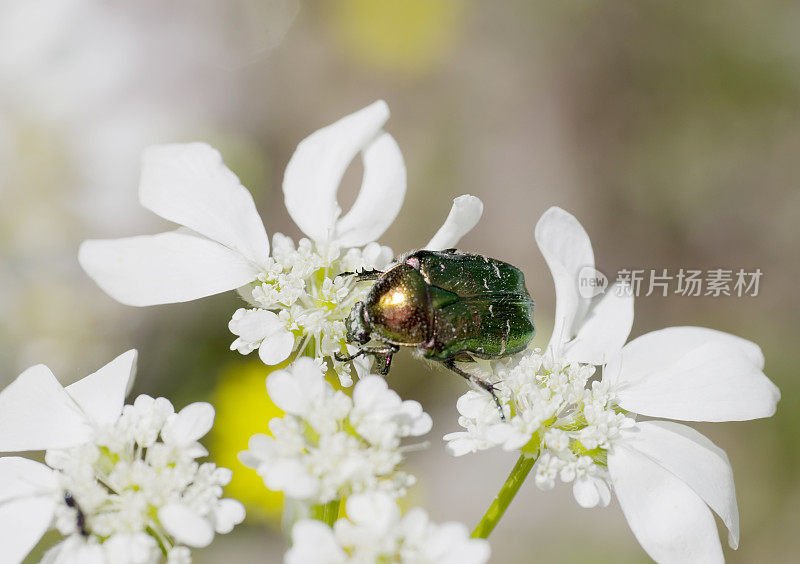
335;249;535;417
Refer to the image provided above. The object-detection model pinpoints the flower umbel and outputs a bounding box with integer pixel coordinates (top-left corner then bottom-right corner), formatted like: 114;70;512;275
0;351;245;564
228;235;394;386
455;207;781;563
445;350;631;508
239;358;432;504
286;492;490;564
79;101;484;385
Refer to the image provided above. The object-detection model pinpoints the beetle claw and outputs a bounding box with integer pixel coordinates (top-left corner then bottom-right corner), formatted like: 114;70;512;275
442;359;507;421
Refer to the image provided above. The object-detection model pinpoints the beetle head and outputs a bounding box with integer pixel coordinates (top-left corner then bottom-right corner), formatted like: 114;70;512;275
345;301;371;345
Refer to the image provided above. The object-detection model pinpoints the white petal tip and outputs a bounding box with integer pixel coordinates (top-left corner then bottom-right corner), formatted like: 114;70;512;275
425;195;484;251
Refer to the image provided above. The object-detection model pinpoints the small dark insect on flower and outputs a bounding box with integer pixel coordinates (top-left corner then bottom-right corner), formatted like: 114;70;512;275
63;491;89;537
336;249;535;419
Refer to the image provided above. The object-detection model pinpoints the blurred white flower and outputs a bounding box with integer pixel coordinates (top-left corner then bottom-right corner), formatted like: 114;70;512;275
239;358;431;504
0;350;245;564
0;0;299;379
448;207;781;562
79;101;483;385
285;492;490;564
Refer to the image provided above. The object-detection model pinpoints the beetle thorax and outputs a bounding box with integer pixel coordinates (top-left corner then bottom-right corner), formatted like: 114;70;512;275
365;265;431;346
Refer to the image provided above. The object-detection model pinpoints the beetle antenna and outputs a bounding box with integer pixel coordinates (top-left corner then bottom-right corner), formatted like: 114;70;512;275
336;269;383;281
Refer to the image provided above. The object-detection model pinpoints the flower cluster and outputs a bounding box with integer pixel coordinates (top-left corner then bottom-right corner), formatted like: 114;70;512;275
0;351;244;564
239;358;432;504
448;206;781;562
228;236;393;385
286;492;490;564
445;350;633;507
72;101;491;562
79;101;484;386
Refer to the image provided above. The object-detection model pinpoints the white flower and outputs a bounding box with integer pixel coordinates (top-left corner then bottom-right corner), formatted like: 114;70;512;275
285;492;490;564
443;350;629;509
0;350;245;564
79;101;484;384
239;358;432;504
446;207;781;563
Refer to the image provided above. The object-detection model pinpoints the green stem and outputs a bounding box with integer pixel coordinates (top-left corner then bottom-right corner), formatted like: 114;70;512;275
471;453;537;539
310;499;341;527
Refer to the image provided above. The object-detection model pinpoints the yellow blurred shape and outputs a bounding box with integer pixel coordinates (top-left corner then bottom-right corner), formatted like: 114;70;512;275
211;360;284;522
330;0;464;73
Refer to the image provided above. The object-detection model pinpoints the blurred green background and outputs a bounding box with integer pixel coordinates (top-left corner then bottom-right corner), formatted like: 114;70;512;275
2;1;798;562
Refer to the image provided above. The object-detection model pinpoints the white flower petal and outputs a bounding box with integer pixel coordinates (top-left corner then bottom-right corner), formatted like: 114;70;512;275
258;328;296;365
159;503;215;548
271;232;296;259
228;308;284;342
455;390;492;419
283;101;390;243
267;459;318;499
139;143;270;267
41;537;105;564
572;476;602;508
335;132;406;247
361;242;394;270
606;326;765;388
426;522;490;564
624;421;740;548
162;402;215;447
534;206;595;353
212;498;246;534
0;365;91;451
351;353;373;382
609;442;724;564
0;496;56;564
79;230;261;306
66;350;137;427
103;533;159;564
239;433;276;470
286;520;347;564
265;358;326;415
0;457;58;503
403;403;433;436
345;492;399;534
563;283;633;365
352;375;392;409
425;195;484;251
614;338;779;422
186;444;209;459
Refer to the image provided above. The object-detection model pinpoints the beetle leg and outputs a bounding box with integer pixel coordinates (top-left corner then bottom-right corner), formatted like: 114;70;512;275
443;359;506;421
334;349;367;362
335;345;398;370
